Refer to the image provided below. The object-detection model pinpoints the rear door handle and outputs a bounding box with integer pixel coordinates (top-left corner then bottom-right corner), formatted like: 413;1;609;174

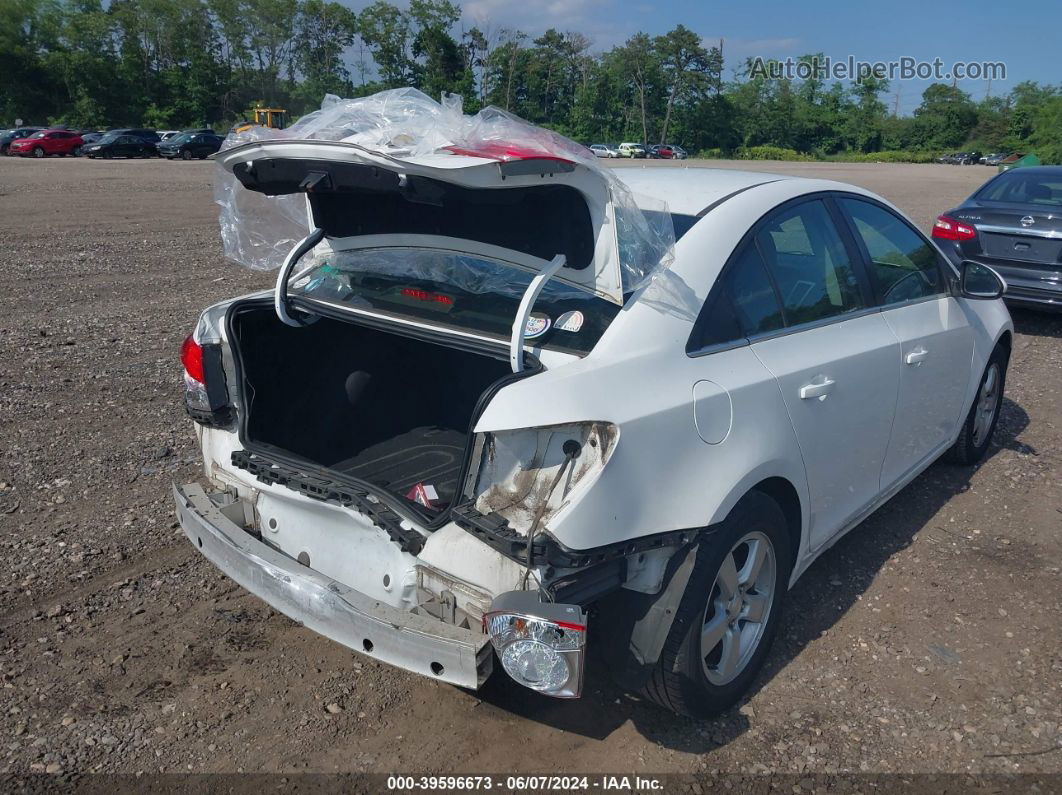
799;377;835;400
905;347;929;365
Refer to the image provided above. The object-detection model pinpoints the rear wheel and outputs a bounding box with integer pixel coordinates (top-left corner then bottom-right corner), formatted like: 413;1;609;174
944;345;1008;465
73;146;82;156
641;491;791;717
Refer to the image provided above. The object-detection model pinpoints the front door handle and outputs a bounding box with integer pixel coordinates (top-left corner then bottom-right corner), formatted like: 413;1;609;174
905;346;929;366
799;377;835;400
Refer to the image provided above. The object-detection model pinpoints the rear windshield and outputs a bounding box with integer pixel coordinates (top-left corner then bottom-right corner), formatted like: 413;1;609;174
290;248;620;356
976;172;1062;207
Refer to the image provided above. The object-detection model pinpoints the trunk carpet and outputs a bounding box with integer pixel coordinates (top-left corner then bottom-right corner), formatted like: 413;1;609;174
329;426;467;505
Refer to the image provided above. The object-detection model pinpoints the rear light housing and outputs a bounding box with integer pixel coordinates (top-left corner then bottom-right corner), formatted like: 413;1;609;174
180;332;231;426
932;215;977;241
484;591;587;698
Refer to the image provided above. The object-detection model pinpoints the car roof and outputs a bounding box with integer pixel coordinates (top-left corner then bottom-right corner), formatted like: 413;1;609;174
614;166;801;216
993;165;1062;177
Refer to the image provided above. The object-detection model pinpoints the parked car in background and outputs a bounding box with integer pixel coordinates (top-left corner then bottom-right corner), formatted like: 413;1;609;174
78;132;104;146
983;153;1009;166
1;127;44;155
7;129;84;158
959;152;983;165
157;130;181;141
588;144;620;158
934;165;1062;311
106;128;161;144
157;131;224;160
649;144;686;160
83;133;159;159
178;141;1012;718
618;142;647;158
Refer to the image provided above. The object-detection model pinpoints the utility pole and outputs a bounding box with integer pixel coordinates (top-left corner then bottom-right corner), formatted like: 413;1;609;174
986;76;992;99
893;85;901;117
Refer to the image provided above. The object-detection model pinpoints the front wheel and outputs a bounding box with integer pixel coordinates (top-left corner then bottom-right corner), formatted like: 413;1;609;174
641;491;791;717
33;147;45;158
181;149;193;161
944;346;1008;465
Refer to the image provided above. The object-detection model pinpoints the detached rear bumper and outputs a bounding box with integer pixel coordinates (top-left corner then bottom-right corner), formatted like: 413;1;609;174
173;482;493;689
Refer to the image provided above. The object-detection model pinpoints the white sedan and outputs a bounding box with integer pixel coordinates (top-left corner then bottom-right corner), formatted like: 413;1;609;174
588;143;619;158
177;146;1012;718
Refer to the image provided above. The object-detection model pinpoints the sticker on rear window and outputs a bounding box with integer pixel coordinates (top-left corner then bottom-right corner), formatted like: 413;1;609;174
555;310;584;333
525;314;551;339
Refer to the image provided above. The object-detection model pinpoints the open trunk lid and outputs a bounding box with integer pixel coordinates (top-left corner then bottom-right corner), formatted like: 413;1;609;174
215;140;629;305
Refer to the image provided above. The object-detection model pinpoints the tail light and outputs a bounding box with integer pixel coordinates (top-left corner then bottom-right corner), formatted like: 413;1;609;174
932;215;977;241
484;591;587;698
180;332;231;425
181;335;205;384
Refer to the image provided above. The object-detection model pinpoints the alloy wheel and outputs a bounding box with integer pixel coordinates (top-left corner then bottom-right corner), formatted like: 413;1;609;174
972;362;1001;447
700;530;776;685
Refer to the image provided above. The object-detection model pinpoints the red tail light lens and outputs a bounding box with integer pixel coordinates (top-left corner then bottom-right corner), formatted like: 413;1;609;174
180;335;205;384
932;215;977;241
400;287;453;306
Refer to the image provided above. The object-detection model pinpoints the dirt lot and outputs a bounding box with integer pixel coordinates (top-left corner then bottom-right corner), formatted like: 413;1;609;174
0;157;1058;780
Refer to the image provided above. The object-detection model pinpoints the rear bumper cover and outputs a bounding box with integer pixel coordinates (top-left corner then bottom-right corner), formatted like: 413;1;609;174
173;482;493;689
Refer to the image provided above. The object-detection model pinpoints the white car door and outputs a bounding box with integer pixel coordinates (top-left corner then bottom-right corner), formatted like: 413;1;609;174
837;197;975;488
736;198;900;550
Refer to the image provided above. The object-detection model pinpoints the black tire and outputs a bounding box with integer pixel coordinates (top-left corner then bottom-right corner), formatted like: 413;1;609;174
181;149;193;161
103;150;113;160
641;491;792;718
944;345;1008;465
73;146;82;157
33;147;45;158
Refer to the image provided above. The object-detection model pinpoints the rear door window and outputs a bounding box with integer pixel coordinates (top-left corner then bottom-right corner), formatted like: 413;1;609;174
839;198;945;306
688;237;784;350
756;199;865;326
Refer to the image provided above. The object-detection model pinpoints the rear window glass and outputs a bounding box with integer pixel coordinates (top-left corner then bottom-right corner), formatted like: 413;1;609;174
291;249;620;356
976;172;1062;207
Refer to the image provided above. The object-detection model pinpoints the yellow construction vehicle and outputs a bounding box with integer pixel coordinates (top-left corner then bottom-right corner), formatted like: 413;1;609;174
232;107;288;134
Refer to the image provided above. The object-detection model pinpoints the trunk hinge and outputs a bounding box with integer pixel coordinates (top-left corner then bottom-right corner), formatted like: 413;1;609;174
509;254;566;373
274;228;326;327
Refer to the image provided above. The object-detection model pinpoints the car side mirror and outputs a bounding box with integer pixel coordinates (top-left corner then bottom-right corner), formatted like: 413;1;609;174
960;260;1006;300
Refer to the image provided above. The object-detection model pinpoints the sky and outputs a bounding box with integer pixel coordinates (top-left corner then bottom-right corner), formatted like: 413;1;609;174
341;0;1058;114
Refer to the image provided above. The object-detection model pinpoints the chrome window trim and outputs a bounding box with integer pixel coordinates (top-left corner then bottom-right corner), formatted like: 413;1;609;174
744;305;882;345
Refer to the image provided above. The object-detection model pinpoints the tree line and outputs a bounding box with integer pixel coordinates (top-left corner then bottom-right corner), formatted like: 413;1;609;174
3;0;1061;162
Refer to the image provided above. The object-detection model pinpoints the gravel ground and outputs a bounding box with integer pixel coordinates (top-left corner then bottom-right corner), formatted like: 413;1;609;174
0;157;1058;780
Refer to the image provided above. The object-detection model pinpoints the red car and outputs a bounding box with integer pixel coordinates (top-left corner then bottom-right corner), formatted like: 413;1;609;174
8;129;84;158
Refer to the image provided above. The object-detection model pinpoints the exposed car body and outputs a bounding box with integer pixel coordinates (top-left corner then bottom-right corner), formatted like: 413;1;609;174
618;142;647;158
177;144;1012;717
934;165;1062;310
1;127;44;154
157;132;224;160
588;144;619;158
83;133;159;159
7;129;84;158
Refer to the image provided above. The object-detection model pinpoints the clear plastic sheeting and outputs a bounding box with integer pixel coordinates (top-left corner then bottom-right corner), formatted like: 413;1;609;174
215;88;675;293
213;171;310;272
293;248;588;302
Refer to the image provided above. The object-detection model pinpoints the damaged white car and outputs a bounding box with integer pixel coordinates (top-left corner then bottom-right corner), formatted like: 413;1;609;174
175;93;1012;717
